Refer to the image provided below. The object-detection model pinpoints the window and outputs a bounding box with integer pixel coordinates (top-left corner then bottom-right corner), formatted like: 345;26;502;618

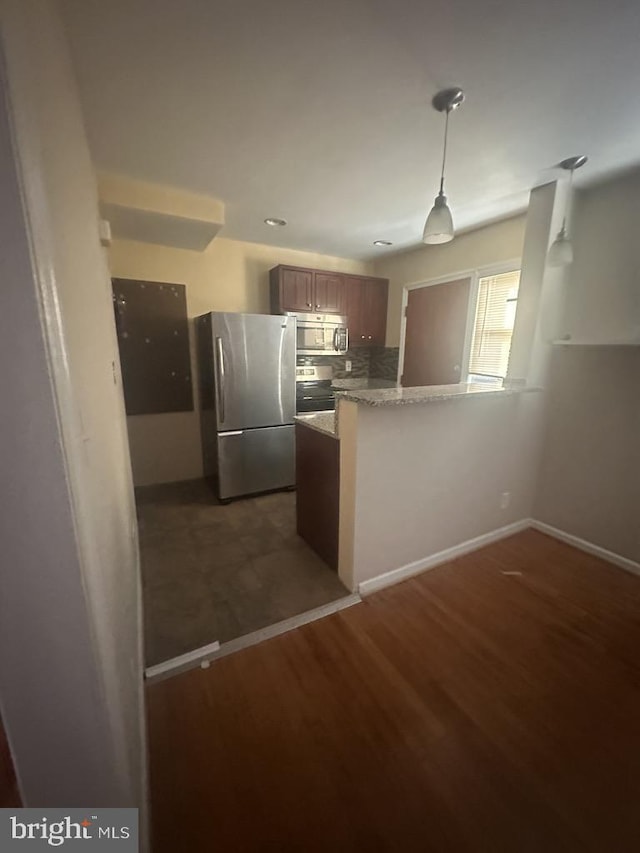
468;269;520;383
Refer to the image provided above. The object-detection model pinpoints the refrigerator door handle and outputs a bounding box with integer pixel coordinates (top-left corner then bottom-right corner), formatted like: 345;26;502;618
216;336;226;423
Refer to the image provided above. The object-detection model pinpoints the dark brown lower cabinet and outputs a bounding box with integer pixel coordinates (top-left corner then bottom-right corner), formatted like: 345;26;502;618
295;424;339;570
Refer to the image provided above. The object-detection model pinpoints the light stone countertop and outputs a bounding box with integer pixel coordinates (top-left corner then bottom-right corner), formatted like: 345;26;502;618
334;382;536;407
294;411;337;438
331;378;398;391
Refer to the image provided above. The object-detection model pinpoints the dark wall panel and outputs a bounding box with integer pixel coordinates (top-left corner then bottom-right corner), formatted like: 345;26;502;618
112;278;193;415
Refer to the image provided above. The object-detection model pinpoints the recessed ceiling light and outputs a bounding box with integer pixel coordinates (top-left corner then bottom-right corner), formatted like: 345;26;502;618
264;217;287;227
373;240;393;246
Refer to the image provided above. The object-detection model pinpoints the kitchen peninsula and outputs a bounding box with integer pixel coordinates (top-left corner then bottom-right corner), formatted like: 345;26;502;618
296;382;541;594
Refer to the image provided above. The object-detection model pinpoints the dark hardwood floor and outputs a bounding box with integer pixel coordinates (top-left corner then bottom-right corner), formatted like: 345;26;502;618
147;529;640;852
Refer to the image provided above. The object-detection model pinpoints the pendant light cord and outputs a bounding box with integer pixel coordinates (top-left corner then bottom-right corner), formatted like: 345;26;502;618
439;109;450;195
561;167;575;233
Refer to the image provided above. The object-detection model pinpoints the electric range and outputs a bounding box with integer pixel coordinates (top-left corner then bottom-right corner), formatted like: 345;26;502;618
295;365;335;413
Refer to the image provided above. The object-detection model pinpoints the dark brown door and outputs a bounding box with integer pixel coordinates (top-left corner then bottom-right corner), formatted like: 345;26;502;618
401;278;471;386
363;278;388;346
313;273;345;314
281;269;313;312
345;276;366;346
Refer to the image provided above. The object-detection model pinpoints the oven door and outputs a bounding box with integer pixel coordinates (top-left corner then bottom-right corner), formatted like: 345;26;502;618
296;397;336;415
296;379;335;413
296;321;348;355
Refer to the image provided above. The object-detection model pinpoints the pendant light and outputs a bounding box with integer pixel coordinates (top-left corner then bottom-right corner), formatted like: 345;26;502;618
423;87;465;244
547;155;588;267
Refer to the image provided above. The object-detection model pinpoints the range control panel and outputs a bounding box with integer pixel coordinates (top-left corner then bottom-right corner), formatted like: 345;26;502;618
295;365;333;383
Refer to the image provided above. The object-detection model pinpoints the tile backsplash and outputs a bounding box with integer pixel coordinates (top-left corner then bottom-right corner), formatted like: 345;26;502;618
297;346;399;381
297;348;369;378
369;346;400;380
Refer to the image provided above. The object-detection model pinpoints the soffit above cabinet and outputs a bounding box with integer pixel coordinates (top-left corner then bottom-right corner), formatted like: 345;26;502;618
98;173;225;251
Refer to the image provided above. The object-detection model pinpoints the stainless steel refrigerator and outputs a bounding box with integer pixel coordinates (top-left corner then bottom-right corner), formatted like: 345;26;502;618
195;312;296;501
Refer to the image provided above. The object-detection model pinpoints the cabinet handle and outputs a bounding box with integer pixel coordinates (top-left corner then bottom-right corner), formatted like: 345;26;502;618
306;302;312;307
368;335;372;340
361;335;365;339
316;304;321;309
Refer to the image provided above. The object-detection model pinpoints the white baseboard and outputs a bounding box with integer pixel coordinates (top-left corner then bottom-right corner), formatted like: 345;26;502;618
358;519;532;596
146;524;638;682
530;519;640;576
145;593;361;684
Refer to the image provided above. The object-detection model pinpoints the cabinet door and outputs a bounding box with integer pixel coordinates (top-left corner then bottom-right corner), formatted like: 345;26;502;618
280;269;313;312
313;273;346;314
344;277;366;347
363;278;388;346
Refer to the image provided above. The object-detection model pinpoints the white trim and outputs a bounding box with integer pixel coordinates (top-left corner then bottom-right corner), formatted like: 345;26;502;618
1;18;148;829
145;593;362;684
396;287;408;383
358;519;532;596
145;524;639;683
144;640;221;680
461;273;480;381
397;258;521;385
530;520;640;577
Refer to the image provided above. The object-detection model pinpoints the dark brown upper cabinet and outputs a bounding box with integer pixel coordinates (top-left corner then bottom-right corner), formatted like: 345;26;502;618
345;276;388;347
270;266;346;314
269;265;388;347
313;273;346;314
273;267;313;312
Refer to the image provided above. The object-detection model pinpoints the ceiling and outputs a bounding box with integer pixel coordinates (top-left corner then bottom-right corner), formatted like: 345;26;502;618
59;0;640;260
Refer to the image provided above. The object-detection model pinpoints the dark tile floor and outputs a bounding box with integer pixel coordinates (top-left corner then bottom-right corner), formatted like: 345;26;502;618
136;479;349;666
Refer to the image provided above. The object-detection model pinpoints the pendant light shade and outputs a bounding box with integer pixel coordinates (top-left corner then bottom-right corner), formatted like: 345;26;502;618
423;87;464;246
423;191;454;244
547;226;573;267
547;155;587;268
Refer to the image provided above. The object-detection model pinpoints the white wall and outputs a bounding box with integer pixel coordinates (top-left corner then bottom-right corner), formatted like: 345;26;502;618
0;0;145;814
108;237;372;485
506;181;569;385
534;347;640;562
339;393;542;590
533;169;640;562
338;184;566;590
561;170;640;344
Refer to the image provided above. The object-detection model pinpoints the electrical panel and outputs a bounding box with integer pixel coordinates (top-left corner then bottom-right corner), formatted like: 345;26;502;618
112;278;194;415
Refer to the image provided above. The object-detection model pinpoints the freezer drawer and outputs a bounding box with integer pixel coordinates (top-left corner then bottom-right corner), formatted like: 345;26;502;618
217;425;295;500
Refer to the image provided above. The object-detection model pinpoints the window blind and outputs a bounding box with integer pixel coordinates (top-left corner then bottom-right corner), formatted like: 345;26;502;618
469;270;520;379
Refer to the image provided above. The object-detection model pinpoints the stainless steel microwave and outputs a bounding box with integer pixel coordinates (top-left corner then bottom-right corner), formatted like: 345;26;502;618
286;312;348;356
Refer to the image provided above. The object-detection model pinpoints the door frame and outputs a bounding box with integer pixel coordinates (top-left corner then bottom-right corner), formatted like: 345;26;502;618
397;258;522;385
0;8;148;832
